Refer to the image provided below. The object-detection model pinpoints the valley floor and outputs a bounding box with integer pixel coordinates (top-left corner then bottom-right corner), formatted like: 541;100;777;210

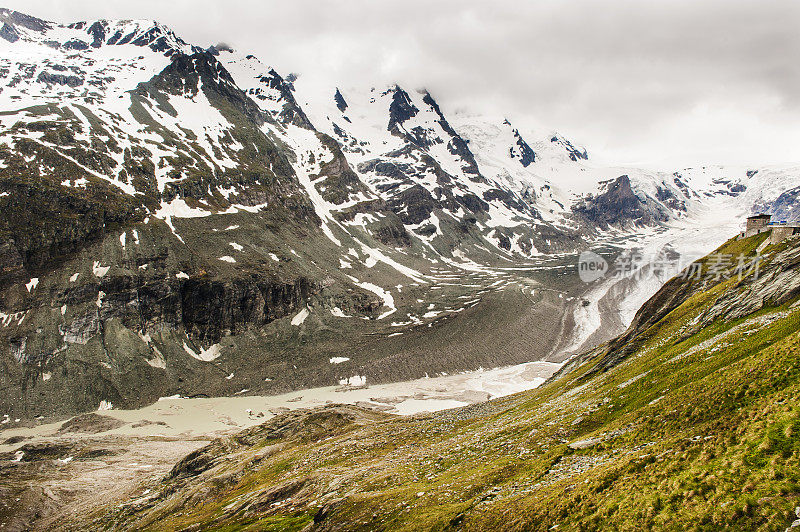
0;360;562;531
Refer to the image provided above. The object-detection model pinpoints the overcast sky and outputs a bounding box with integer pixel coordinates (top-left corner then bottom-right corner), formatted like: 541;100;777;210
8;0;800;169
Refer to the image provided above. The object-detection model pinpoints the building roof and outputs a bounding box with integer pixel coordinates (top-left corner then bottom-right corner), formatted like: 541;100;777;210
747;214;772;219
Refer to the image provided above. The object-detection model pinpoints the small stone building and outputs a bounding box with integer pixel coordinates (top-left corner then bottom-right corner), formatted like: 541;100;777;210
745;214;772;237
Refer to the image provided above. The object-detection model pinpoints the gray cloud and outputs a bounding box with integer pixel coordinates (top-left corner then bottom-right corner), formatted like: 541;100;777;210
7;0;800;167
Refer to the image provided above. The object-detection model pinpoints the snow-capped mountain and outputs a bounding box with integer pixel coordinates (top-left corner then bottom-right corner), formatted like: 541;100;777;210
288;79;583;257
0;8;798;421
450;111;800;230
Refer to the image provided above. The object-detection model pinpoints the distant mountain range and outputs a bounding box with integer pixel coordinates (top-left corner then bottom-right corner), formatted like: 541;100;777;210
0;7;798;420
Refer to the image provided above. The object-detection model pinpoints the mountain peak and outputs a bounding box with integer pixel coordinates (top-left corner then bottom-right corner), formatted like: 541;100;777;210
387;85;419;132
207;42;234;55
66;17;192;53
549;132;589;161
0;8;193;53
0;8;51;32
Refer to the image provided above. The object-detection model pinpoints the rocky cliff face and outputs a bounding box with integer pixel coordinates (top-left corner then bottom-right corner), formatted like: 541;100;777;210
572;175;672;229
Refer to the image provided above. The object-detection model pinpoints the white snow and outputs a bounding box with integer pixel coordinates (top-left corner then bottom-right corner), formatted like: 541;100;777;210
146;352;166;370
219;256;236;263
25;278;39;292
281;127;344;246
354;239;428;283
154;198;213;218
329;357;350;364
61;177;89;188
92;261;110;278
182;342;223;362
339;375;367;387
347;275;396;319
291;307;310;326
153;198;215;243
158;394;182;401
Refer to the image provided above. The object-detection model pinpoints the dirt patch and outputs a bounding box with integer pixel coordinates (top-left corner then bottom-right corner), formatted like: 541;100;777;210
56;413;127;435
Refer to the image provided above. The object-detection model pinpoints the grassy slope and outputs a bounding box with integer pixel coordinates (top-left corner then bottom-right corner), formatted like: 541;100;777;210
105;234;800;531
